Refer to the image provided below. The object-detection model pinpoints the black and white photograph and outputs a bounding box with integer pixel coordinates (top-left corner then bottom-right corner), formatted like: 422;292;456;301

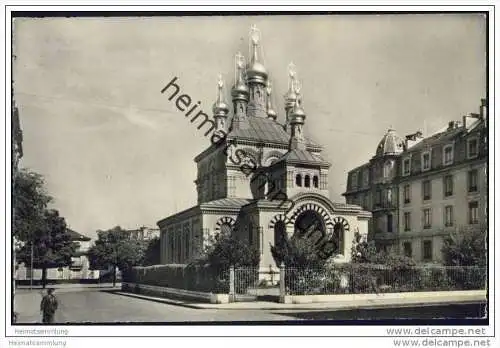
3;3;497;348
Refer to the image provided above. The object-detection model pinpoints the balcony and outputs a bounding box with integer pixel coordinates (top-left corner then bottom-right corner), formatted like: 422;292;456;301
372;202;398;211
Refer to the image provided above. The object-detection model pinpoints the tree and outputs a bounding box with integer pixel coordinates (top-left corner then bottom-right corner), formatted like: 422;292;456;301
204;233;260;271
442;225;487;267
270;236;327;268
12;168;52;241
17;209;77;288
143;237;161;266
350;230;378;264
88;226;147;286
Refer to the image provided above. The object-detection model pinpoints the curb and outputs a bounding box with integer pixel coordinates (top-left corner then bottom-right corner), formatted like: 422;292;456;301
113;291;486;311
111;291;206;309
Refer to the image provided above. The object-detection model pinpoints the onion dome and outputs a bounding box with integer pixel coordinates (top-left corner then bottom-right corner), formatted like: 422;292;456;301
266;80;277;120
212;75;229;116
231;52;250;101
246;25;268;84
290;94;306;124
284;62;298;109
376;128;406;157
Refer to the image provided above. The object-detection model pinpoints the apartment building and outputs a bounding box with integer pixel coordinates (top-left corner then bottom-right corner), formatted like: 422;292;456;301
343;99;487;262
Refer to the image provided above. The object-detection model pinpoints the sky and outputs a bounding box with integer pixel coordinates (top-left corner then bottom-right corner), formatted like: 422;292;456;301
12;14;487;239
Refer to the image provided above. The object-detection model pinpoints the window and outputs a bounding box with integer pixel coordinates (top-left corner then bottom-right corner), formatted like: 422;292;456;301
387;214;393;233
404;212;411;231
363;170;369;187
444;205;454;227
295;174;302;187
375;189;382;206
443;145;454;165
422;180;431;200
403;242;412;258
422;151;431;171
468;201;479;224
467;138;479;159
304;175;311;188
313;176;319;188
403;184;411;204
384;160;393;179
422;240;433;261
423;208;432;229
443;175;453;197
403;158;411;176
351;172;358;190
468;169;478;192
363;194;369;209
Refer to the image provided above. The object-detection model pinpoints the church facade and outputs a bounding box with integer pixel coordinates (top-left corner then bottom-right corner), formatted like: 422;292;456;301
157;27;371;272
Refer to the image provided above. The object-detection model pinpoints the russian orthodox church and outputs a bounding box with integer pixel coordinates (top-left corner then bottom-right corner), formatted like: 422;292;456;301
158;26;371;272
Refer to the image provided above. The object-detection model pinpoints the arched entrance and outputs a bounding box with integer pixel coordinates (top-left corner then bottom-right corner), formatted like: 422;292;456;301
294;210;327;247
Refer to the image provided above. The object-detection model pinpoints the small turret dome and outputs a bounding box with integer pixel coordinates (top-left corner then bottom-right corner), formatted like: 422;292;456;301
231;81;249;97
212;100;229;115
246;61;268;81
376;128;406;157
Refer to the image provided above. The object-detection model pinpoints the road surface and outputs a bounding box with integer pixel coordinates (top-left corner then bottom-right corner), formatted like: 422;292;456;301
14;288;486;323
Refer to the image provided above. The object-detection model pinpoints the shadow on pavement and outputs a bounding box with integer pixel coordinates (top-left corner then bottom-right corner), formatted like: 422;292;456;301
98;289;207;308
272;303;487;321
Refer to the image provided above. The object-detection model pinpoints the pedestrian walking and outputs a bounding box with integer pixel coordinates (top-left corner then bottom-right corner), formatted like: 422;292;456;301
40;288;58;324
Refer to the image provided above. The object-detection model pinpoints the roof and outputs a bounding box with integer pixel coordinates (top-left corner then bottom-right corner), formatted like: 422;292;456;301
66;228;91;241
227;116;319;147
406;125;465;152
200;197;252;208
277;149;330;167
375;129;405;157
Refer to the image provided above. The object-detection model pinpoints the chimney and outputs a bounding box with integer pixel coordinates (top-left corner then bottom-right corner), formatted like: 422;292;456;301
405;131;424;149
480;98;487;120
447;121;455;130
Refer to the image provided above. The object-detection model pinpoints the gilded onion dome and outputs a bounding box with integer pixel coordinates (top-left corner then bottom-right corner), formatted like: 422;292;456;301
212;75;229;116
266;80;277;120
231;52;249;100
376;128;406;157
246;25;268;84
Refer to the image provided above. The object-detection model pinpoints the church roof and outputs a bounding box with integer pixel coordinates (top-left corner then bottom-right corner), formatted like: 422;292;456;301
227;116;319;147
200;197;251;208
277;149;330;167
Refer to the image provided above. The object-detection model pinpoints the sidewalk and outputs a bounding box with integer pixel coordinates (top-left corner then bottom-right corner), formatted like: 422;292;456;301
114;290;486;311
16;283;121;293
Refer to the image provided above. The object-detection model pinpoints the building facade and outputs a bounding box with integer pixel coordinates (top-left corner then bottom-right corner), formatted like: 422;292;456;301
343;100;487;262
158;27;371;272
16;229;99;281
122;226;160;241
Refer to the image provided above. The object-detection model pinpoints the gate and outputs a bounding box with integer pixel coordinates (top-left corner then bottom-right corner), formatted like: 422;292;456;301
232;266;280;302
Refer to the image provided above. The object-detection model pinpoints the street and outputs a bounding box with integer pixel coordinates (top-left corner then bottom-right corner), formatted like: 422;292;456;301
14;288;486;324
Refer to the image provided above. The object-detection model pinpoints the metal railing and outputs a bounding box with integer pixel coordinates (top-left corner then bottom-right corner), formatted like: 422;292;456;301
283;265;486;296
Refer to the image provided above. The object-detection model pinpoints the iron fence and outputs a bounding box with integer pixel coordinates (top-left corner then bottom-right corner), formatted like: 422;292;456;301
284;265;486;296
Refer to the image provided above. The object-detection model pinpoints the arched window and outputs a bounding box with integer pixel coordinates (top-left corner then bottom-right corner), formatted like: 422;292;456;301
333;223;345;256
304;175;311;188
313;176;319;188
274;220;286;249
295;174;302;187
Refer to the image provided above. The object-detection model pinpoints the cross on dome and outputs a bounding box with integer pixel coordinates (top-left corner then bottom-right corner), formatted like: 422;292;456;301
235;51;245;69
288;62;297;78
266;80;272;95
250;24;260;45
217;74;224;88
